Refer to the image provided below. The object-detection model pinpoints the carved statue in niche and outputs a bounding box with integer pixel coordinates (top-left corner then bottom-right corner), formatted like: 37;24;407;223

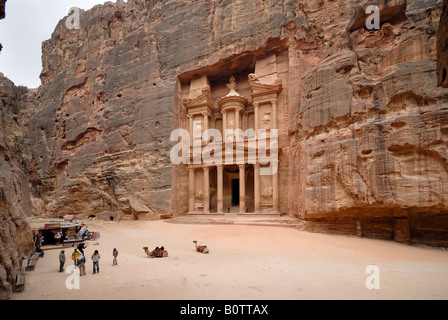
209;185;216;196
195;189;204;201
262;186;273;199
193;121;202;139
248;116;254;129
261;112;271;129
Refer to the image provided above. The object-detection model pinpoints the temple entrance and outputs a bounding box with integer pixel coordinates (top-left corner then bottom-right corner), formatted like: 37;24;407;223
231;179;239;206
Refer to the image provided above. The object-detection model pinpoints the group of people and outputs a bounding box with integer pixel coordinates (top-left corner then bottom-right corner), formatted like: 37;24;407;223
59;242;119;275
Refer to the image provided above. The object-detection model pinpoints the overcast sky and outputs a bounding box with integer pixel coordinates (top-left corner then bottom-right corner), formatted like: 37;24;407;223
0;0;114;88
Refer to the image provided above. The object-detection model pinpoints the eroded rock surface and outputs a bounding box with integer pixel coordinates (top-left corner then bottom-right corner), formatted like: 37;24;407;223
289;0;448;245
0;74;34;299
19;0;448;245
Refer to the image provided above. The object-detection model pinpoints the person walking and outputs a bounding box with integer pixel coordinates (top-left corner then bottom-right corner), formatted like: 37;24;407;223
54;231;62;245
112;248;118;266
91;250;101;274
77;242;87;256
59;250;66;272
77;255;86;276
71;249;80;267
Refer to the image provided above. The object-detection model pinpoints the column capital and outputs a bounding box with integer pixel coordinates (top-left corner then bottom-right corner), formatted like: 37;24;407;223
238;164;245;169
202;165;210;172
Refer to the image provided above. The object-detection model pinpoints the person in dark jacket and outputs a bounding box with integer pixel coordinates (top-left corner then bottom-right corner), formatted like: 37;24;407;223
112;248;118;266
77;242;87;256
59;250;66;272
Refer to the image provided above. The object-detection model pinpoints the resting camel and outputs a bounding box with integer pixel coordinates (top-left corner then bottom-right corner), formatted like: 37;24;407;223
193;240;209;254
143;246;168;258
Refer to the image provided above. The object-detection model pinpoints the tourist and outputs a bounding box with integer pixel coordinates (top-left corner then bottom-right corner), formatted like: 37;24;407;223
112;248;118;266
35;245;44;257
91;250;101;274
77;255;86;276
54;231;62;245
77;242;87;256
71;249;80;267
59;250;66;272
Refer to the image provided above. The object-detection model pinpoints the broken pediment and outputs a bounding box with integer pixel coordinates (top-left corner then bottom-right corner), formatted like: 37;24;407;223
248;73;282;100
183;85;214;115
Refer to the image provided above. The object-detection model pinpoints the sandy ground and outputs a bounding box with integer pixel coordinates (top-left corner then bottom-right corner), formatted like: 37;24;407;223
11;219;448;300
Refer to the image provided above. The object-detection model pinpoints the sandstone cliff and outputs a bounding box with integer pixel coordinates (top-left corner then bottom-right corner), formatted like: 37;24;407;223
28;0;300;220
0;74;34;299
437;0;448;87
289;0;448;245
21;0;448;245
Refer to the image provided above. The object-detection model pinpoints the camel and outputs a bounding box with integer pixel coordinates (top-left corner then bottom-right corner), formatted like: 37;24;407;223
143;246;168;258
193;240;209;254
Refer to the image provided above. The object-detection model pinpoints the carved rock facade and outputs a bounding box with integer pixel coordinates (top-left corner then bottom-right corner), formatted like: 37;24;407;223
20;0;448;246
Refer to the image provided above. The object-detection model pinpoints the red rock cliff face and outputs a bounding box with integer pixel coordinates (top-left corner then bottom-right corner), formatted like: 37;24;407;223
26;0;448;245
437;0;448;87
28;0;296;220
0;74;34;299
289;0;448;245
0;0;34;300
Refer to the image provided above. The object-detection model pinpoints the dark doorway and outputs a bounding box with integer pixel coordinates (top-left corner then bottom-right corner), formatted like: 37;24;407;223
231;179;239;206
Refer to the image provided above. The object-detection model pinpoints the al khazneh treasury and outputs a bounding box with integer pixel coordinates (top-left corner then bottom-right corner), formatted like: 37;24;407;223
175;53;288;215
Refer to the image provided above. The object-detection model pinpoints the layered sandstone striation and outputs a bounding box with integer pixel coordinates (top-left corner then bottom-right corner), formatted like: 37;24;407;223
19;0;448;245
289;0;448;245
27;0;297;220
0;74;34;299
437;0;448;87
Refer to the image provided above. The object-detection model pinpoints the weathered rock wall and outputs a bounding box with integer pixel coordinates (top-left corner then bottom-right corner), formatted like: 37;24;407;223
25;0;448;245
437;0;448;87
289;0;448;245
0;74;34;299
28;0;300;220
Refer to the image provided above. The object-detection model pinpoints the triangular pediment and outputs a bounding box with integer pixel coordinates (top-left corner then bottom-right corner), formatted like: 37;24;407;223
184;86;213;109
248;74;282;98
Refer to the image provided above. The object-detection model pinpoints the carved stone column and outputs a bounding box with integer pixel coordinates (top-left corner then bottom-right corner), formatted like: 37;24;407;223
203;113;208;141
203;166;210;213
217;165;223;213
254;102;259;136
222;111;227;132
254;163;260;213
239;164;245;213
188;166;195;214
234;108;239;130
188;114;193;144
271;100;278;130
272;160;279;213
